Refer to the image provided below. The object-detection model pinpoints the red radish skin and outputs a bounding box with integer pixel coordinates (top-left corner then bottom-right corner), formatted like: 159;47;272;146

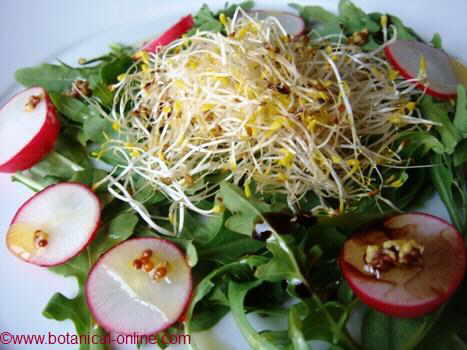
340;212;466;318
6;182;101;267
0;88;60;173
247;10;306;37
384;42;458;100
143;15;194;53
86;238;193;335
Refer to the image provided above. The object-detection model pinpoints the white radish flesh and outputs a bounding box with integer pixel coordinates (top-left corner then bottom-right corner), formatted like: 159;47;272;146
0;87;60;172
7;183;101;266
86;238;192;335
385;40;459;99
341;212;466;318
247;11;306;37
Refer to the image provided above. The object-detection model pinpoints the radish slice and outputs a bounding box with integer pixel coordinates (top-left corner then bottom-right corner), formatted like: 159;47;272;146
450;57;467;88
247;10;306;37
340;213;466;318
6;182;101;267
0;87;60;173
143;15;194;53
86;238;192;335
384;40;459;100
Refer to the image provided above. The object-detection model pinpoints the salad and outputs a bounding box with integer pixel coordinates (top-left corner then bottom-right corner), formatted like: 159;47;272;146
2;0;467;349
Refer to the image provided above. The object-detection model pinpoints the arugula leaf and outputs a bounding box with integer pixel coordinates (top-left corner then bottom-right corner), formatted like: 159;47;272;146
454;85;467;137
49;93;94;124
192;5;223;33
43;292;107;350
219;182;306;286
301;296;357;348
389;16;419;41
191;1;255;35
397;131;445;156
100;56;133;85
197;227;264;263
90;211;139;260
228;280;281;350
219;182;271;235
420;96;460;154
290;4;342;39
182;201;224;244
431;33;443;49
255;239;303;282
338;0;379;34
49;92;114;144
361;309;440;350
219;1;255;17
288;303;309;350
185;259;261;350
189;302;230;332
83;113;114;144
416;310;467;350
15;63;99;93
453;139;467;167
430;153;467;233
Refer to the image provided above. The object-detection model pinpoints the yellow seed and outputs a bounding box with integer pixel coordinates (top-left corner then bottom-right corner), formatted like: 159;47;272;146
306;119;318;133
277;173;288;182
186;57;199;69
419;55;427;77
388;69;399;81
406;102;416;112
389;178;404;188
244;183;252;198
143;261;154;272
117;73;127;81
278;149;295;168
380;15;388;28
389;113;403;125
162;105;172;114
229;159;237;171
219;13;229;27
174;101;182;114
131;150;141;158
133;50;150;64
320;80;333;88
331;155;342;164
112;121;121;131
174;80;186;89
153;262;170;280
235;26;249;40
201;103;215;112
212;202;225;214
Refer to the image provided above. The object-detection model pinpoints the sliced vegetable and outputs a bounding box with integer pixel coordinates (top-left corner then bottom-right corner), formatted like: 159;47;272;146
289;3;342;40
450;58;467;89
7;182;101;266
142;15;194;52
0;87;60;172
247;11;306;37
340;213;466;318
86;238;192;335
384;40;459;99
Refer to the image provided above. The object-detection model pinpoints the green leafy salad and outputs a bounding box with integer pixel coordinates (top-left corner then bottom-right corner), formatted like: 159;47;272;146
2;0;467;349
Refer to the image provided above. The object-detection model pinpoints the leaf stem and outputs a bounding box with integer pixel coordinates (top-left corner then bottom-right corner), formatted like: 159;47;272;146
312;295;361;350
52;151;85;172
11;173;46;192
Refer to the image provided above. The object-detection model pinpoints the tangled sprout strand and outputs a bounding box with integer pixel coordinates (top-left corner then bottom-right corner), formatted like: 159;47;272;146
99;9;434;234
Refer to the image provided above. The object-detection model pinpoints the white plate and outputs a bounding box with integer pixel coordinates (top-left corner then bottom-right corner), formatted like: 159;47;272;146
0;1;465;349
